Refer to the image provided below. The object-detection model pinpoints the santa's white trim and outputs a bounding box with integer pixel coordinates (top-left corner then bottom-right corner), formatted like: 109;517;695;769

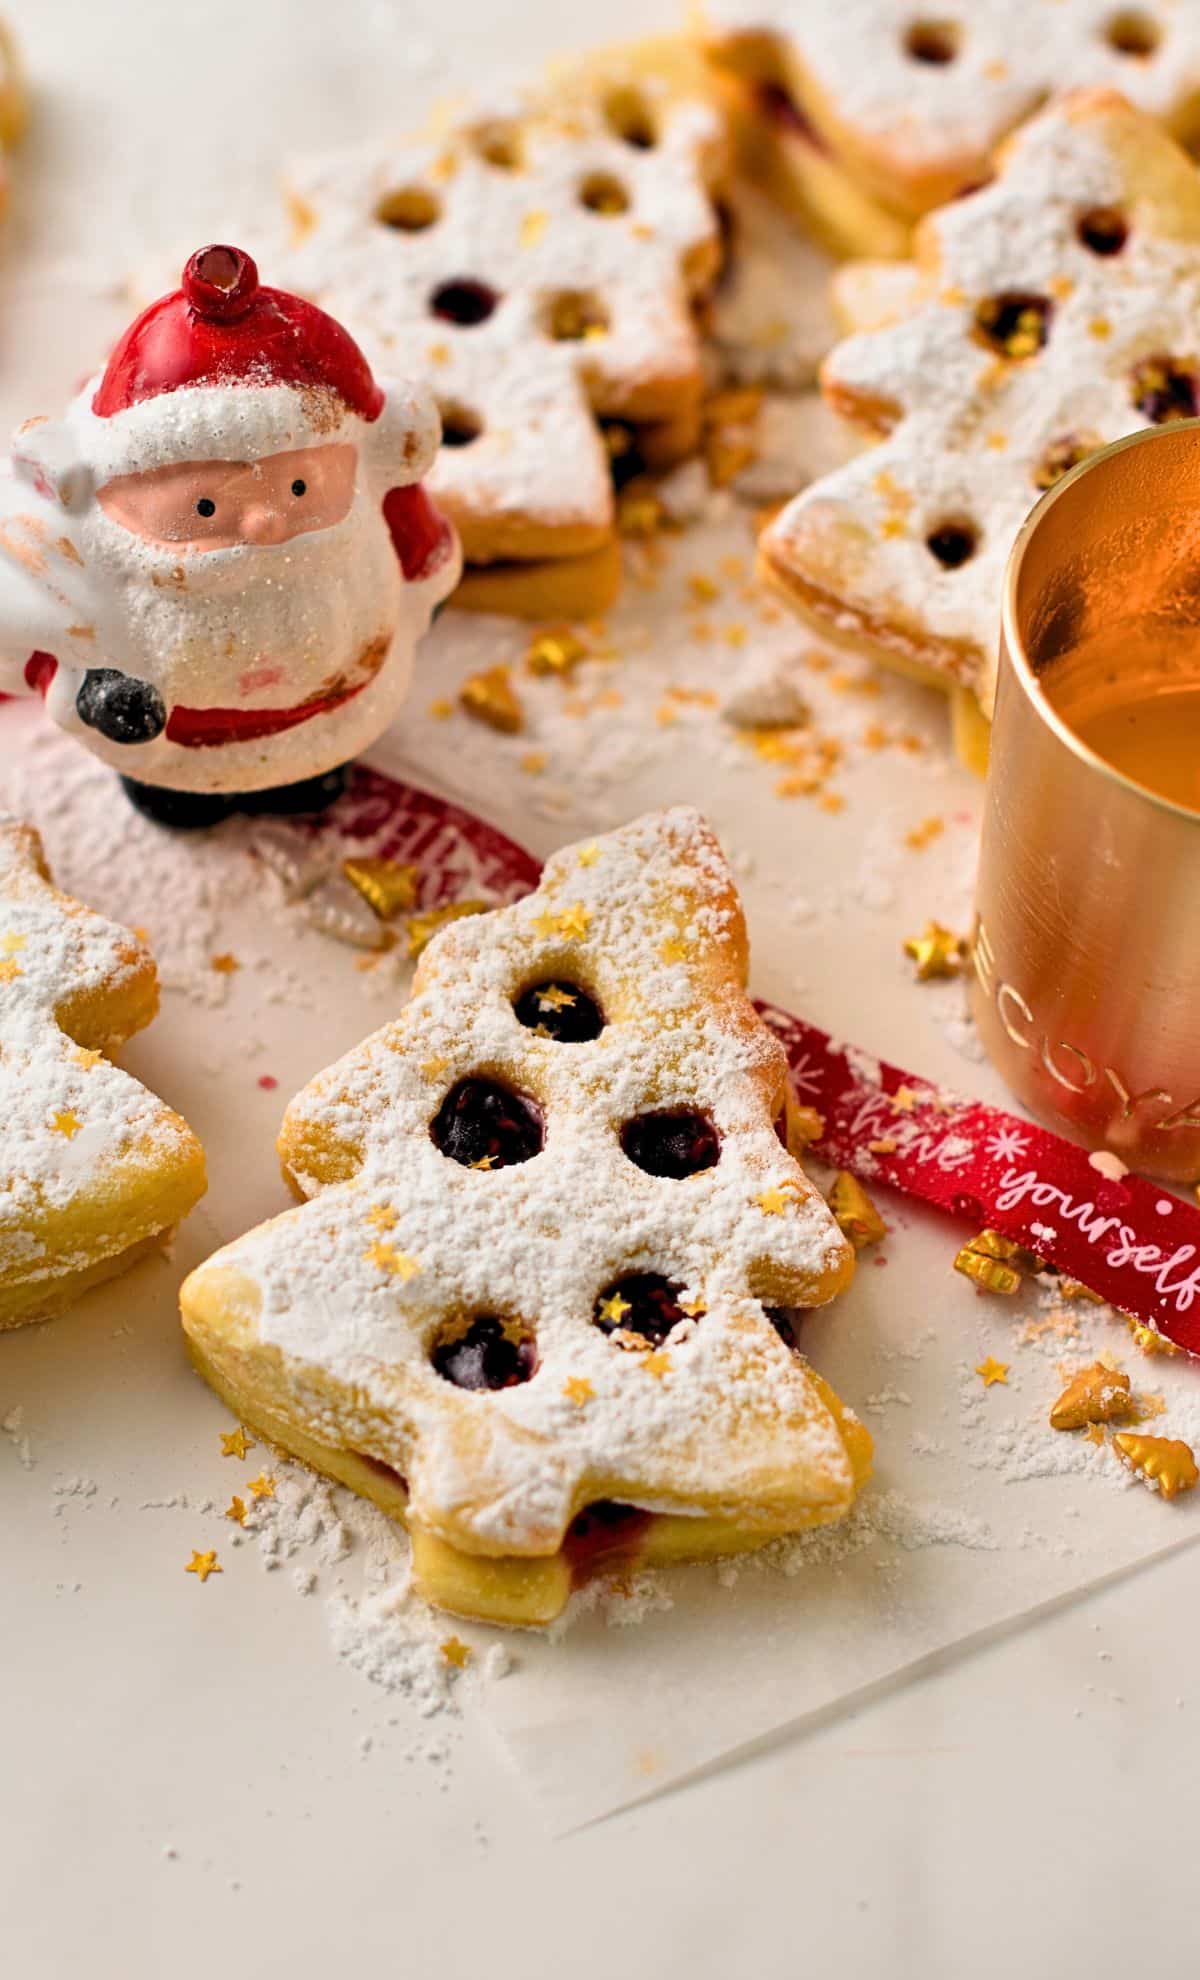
12;375;440;498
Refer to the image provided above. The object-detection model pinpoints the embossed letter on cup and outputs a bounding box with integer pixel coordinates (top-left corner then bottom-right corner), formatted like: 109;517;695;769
971;422;1200;1181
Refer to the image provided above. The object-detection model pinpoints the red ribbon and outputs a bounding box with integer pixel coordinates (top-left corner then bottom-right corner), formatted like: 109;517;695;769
307;768;1200;1354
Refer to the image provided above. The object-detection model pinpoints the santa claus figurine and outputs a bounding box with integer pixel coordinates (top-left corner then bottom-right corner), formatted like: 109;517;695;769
0;244;460;826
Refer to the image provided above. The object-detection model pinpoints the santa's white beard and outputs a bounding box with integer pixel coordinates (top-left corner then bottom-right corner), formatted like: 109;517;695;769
78;492;402;711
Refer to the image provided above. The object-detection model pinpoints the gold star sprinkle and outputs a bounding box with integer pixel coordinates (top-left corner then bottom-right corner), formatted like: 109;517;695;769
470;1154;496;1171
903;921;967;980
1;931;26;954
659;939;687;964
757;1186;792;1216
210;953;240;974
563;1376;594;1406
225;1496;248;1526
904;817;945;852
186;1550;221;1583
247;1473;276;1501
364;1240;421;1279
73;1047;103;1069
576;842;600;867
367;1204;398;1231
50;1110;82;1139
642;1351;672;1379
1113;1432;1199;1500
598;1293;631;1326
0;958;22;982
342;858;418;921
531;909;561;940
441;1635;472;1667
520;209;548;249
526;626;588;677
976;1356;1010;1388
421;1054;450;1080
537;985;576;1012
679;1296;707;1318
1049;1362;1133;1432
556;903;591;940
460;664;524;733
829;1172;887;1249
220;1427;254;1459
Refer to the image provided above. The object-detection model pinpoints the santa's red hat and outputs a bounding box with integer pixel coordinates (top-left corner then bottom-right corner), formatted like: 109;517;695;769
17;245;439;500
94;245;384;423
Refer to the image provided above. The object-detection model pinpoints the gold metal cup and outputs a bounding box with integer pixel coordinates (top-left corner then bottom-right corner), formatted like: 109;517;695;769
971;422;1200;1181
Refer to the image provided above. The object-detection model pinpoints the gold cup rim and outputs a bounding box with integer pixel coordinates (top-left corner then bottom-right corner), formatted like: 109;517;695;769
1000;417;1200;829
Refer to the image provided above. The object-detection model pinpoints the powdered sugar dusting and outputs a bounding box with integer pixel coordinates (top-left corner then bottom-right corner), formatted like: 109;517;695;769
764;92;1200;708
184;807;863;1562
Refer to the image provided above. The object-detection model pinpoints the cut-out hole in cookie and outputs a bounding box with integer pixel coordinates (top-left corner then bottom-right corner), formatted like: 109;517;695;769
1033;433;1102;491
1105;8;1161;56
603;85;658;149
429;279;500;327
620;1110;721;1180
925;520;978;569
1131;354;1200;423
432;1314;537;1392
903;17;961;63
376;185;441;232
546;290;610;342
594;1272;689;1347
1077;204;1128;255
973;291;1051;360
470;119;524;170
431;1076;544;1168
514;980;605;1042
439;402;483;448
580;171;631;217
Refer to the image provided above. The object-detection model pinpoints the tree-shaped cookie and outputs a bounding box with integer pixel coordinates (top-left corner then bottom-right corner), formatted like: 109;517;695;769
280;43;727;619
703;1;1200;231
757;90;1200;763
181;807;869;1626
0;820;206;1327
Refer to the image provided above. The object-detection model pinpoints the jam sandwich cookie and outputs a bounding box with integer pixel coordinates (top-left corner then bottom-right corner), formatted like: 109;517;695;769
0;819;206;1327
280;42;729;621
756;90;1200;772
180;808;869;1626
701;1;1200;257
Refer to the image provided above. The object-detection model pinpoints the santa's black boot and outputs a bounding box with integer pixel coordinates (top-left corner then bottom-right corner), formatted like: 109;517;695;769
240;764;351;817
119;777;238;830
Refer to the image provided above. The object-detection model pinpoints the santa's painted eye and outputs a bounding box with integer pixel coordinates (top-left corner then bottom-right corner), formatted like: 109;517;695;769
291;478;307;497
196;498;216;518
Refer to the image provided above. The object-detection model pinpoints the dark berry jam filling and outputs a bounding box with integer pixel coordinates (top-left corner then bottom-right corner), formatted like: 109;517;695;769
926;521;978;569
1132;355;1200;424
513;980;605;1042
429;278;499;326
765;1307;804;1351
431;1315;536;1392
973;292;1051;360
563;1500;653;1584
431;1076;543;1168
1077;205;1128;256
594;1273;689;1347
620;1110;720;1179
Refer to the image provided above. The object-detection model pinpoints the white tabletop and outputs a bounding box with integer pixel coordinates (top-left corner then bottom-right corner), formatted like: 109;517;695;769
5;3;1200;1973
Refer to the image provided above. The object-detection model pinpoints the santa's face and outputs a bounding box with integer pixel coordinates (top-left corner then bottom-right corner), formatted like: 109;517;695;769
96;442;357;550
75;435;403;721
